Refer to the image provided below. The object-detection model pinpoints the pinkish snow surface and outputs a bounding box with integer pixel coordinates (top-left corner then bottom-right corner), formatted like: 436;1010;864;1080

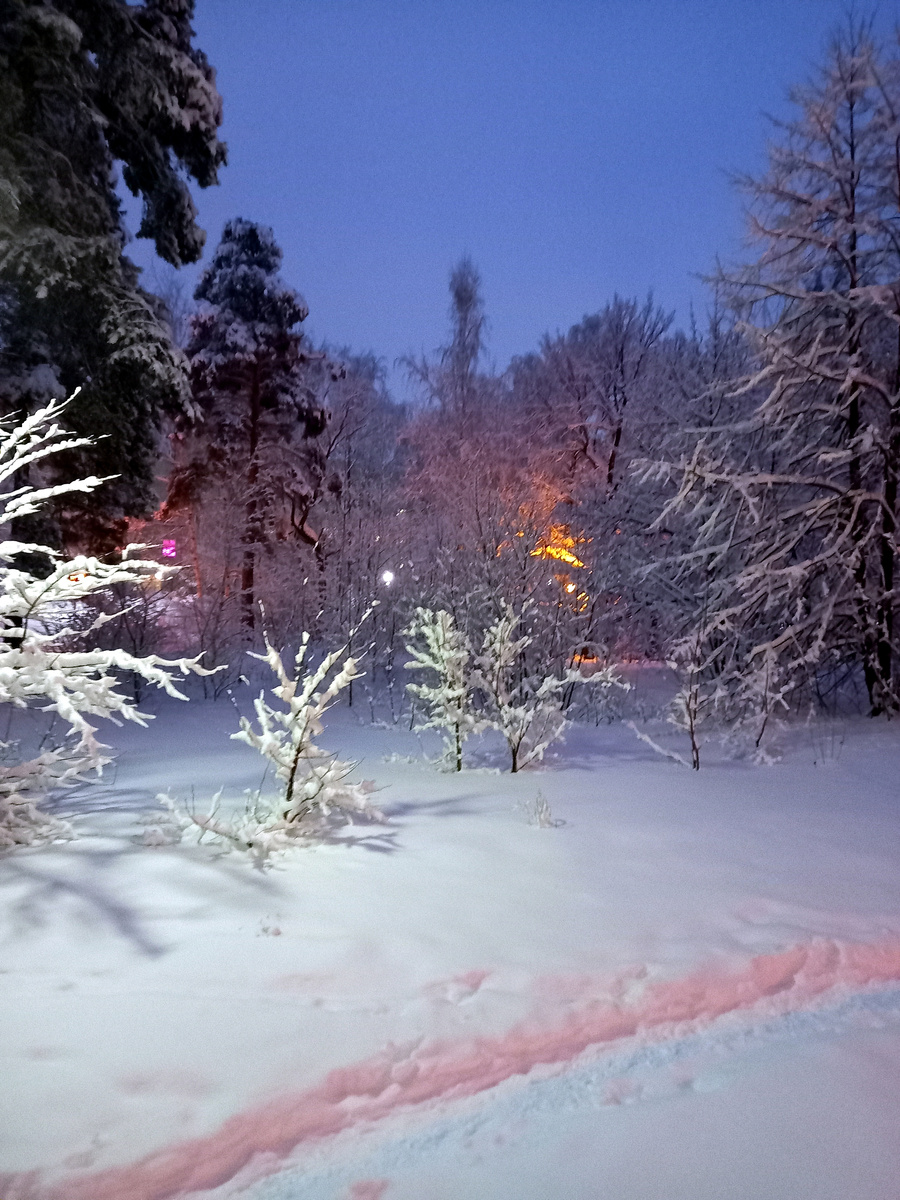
3;939;900;1200
1;694;899;1199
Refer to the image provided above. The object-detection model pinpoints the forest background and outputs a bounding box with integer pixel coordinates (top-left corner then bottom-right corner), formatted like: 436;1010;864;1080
2;1;900;780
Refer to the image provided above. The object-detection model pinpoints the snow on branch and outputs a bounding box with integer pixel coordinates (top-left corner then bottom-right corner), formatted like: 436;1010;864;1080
0;393;213;849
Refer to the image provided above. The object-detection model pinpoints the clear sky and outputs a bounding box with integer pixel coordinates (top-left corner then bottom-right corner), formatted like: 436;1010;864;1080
126;1;900;395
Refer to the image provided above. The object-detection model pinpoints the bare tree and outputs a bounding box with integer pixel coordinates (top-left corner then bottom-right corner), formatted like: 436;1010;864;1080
644;20;900;731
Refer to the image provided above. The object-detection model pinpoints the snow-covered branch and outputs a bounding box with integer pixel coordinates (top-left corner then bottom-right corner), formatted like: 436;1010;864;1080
0;394;213;849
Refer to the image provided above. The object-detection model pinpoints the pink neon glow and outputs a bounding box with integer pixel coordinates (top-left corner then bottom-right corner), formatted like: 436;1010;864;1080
5;938;900;1200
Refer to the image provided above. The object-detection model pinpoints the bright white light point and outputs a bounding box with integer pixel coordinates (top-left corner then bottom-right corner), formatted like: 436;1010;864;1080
381;570;395;586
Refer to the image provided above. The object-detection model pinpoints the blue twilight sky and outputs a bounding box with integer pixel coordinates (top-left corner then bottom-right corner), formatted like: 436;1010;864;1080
125;1;899;396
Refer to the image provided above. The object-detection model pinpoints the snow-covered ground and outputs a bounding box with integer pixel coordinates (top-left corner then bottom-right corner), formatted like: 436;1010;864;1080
1;687;899;1200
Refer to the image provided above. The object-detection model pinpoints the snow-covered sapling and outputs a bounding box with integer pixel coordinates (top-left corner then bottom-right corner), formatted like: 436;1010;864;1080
475;602;624;772
664;642;712;770
404;607;481;770
0;394;211;849
521;790;562;828
167;618;383;861
234;624;381;822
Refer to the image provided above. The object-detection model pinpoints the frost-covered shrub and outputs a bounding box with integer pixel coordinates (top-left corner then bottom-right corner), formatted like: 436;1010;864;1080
520;789;563;828
475;602;624;772
404;607;482;770
166;622;383;862
0;395;210;849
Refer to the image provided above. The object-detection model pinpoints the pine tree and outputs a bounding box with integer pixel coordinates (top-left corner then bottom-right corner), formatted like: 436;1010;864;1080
0;0;226;551
168;220;331;630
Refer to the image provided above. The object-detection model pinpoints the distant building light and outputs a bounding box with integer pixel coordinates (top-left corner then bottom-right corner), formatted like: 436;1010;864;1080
161;539;177;559
381;569;395;586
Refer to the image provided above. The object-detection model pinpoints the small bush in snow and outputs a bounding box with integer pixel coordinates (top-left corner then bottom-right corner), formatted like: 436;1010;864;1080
521;790;563;828
166;621;383;862
475;602;625;773
0;395;210;850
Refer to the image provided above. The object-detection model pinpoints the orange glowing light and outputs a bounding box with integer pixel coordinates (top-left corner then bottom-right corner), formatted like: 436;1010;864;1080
572;650;599;666
529;525;587;570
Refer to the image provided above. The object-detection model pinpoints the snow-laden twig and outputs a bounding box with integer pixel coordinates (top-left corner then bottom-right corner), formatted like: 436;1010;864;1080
520;789;564;828
625;720;691;768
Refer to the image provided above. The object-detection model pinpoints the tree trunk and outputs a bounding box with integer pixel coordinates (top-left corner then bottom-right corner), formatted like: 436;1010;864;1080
241;365;262;631
875;340;900;714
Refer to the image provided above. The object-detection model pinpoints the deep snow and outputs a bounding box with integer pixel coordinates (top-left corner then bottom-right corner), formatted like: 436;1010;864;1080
1;687;899;1199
